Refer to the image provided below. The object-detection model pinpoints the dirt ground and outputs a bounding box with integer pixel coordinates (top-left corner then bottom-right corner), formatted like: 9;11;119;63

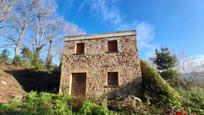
0;65;26;103
0;65;60;103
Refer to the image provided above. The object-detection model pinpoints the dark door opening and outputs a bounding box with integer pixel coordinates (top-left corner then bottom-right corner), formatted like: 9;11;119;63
71;73;86;97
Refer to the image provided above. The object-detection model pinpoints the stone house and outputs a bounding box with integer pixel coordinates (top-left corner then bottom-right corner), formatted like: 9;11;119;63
59;30;142;98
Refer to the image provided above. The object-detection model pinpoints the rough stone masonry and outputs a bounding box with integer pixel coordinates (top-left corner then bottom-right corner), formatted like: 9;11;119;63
60;30;142;99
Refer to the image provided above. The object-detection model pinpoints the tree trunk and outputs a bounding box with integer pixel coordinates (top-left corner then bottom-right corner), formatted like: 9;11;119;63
46;40;53;65
15;19;26;57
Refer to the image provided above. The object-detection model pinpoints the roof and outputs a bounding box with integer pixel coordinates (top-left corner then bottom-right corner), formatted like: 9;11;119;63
64;30;136;41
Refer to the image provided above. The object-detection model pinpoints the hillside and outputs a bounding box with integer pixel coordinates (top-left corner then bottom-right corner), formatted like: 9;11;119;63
0;65;60;103
181;71;204;87
0;66;25;103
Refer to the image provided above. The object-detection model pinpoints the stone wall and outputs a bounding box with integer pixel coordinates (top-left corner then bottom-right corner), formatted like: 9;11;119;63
60;30;142;98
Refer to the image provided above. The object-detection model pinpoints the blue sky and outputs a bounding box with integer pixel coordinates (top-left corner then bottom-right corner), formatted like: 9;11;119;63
56;0;204;59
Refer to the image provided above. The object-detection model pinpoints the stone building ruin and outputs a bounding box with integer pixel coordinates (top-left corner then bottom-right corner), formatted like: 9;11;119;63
60;30;142;98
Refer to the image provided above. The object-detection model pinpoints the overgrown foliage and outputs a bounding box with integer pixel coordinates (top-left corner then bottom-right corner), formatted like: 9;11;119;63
177;88;204;114
12;56;21;65
141;60;181;107
151;48;188;88
151;48;177;71
160;69;188;88
10;47;47;70
0;49;10;64
140;60;204;114
0;91;175;115
0;92;112;115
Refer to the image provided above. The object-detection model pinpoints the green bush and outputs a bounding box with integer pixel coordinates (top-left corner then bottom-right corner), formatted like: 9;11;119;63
141;60;181;107
178;88;204;114
0;49;10;64
0;92;72;115
160;69;188;89
79;101;109;115
2;90;204;114
0;92;112;115
13;56;22;65
21;47;47;70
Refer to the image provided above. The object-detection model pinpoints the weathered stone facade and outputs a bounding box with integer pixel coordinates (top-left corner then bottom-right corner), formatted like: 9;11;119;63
60;30;142;98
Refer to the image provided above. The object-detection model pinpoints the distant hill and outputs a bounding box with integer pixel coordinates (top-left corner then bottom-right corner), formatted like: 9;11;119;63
181;71;204;87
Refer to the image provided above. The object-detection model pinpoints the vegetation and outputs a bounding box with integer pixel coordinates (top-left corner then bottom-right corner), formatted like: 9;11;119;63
0;49;10;64
178;87;204;114
0;0;82;71
0;47;57;71
141;60;181;108
151;48;188;88
21;47;46;70
141;60;204;114
0;87;203;115
0;92;114;115
151;48;177;71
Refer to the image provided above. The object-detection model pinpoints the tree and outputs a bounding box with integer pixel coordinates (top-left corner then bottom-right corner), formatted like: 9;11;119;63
4;0;37;57
0;0;84;68
45;17;64;67
30;0;56;56
0;0;15;26
151;48;177;71
151;48;188;88
0;49;9;64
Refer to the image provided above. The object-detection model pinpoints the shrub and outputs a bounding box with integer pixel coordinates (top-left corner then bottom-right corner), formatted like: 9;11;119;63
141;60;181;107
13;56;22;65
30;58;45;70
178;88;204;114
0;92;73;115
160;69;188;89
0;49;10;64
21;47;46;70
79;101;109;115
0;92;112;115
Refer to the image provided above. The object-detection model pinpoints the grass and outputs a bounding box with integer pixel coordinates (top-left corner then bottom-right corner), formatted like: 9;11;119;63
177;87;204;114
1;89;204;115
0;91;114;115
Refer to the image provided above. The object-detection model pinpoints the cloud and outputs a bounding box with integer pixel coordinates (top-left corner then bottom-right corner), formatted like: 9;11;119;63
78;0;123;26
49;0;86;36
64;22;86;36
178;55;204;73
136;22;155;49
78;0;156;51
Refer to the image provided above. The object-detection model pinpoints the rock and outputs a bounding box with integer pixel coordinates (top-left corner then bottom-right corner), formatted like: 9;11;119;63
126;95;142;103
1;80;7;85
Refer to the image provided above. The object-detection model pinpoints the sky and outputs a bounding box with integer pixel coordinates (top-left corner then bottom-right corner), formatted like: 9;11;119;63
56;0;204;61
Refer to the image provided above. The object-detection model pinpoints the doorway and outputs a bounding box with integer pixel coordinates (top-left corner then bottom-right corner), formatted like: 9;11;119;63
71;73;86;96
